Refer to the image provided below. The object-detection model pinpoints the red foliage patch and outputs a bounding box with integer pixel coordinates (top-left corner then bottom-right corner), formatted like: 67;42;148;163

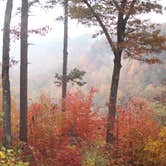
112;97;159;165
28;90;105;165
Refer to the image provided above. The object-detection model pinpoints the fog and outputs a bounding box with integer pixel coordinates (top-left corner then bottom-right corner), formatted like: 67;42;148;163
0;0;166;105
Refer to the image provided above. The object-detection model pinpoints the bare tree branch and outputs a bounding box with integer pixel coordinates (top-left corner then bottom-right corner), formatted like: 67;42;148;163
82;0;117;54
124;0;137;23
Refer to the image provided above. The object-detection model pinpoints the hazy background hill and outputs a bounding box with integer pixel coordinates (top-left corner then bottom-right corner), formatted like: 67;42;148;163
1;23;166;107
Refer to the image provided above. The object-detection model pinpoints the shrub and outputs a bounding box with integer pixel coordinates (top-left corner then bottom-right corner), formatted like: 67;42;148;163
111;97;159;165
144;127;166;165
28;90;105;165
0;146;29;166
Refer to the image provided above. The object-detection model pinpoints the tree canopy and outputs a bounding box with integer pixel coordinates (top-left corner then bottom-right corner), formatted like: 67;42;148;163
70;0;166;62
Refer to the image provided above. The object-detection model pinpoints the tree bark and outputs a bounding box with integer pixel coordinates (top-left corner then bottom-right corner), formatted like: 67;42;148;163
2;0;13;148
106;53;122;144
106;5;125;144
20;0;28;142
75;0;135;144
62;0;68;111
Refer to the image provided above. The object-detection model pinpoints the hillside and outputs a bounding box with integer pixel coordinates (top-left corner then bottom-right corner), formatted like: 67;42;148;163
4;23;165;107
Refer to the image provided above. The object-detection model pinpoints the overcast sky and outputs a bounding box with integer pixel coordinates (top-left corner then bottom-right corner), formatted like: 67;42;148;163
0;1;98;39
0;0;166;39
0;0;166;60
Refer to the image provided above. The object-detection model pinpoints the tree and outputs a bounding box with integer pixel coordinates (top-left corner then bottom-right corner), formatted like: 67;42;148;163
19;0;51;142
46;0;87;111
1;0;13;147
70;0;166;143
62;0;69;111
55;68;86;87
55;67;86;112
20;0;29;142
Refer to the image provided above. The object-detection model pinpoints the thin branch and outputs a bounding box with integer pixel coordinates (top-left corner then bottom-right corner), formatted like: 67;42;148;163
112;0;120;11
82;0;116;54
124;0;136;23
121;0;127;9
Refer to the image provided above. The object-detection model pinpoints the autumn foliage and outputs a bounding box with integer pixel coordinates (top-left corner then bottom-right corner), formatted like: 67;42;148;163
27;90;106;165
111;97;159;165
0;91;165;165
144;126;166;165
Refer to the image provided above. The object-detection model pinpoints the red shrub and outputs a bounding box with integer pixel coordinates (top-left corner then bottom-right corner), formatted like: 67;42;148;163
56;146;81;166
113;97;159;165
28;90;105;165
60;89;106;143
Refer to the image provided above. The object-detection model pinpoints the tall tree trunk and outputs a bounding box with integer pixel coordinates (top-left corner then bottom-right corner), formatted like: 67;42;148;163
106;8;125;144
2;0;13;148
62;0;68;111
20;0;28;142
106;53;122;144
82;0;137;145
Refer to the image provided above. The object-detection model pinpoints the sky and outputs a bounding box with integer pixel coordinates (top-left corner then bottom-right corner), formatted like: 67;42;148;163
0;0;166;70
0;0;166;61
0;1;98;39
0;0;166;40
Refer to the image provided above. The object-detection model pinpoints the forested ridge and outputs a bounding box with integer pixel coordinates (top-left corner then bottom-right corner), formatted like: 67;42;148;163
9;24;166;106
0;0;166;165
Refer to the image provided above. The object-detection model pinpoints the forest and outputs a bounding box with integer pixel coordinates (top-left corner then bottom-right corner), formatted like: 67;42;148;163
0;0;166;165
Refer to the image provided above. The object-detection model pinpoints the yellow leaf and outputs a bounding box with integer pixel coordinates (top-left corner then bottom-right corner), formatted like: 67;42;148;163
0;151;6;159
